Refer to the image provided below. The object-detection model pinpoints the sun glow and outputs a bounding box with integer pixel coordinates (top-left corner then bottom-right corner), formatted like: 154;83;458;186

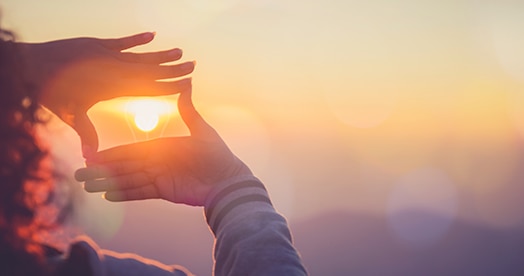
125;99;172;132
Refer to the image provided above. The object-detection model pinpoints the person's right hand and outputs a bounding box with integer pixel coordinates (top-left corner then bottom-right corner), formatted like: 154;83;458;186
74;90;253;206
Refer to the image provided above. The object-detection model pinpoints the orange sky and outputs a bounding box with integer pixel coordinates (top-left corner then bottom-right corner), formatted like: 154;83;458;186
4;1;524;274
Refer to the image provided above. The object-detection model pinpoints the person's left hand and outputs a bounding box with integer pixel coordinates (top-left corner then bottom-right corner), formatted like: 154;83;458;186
75;89;252;207
23;32;194;157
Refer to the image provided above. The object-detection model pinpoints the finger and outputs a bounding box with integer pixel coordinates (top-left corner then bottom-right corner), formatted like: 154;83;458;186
99;32;155;51
75;166;106;182
83;172;150;192
104;185;160;202
117;78;192;97
118;48;183;64
124;61;195;81
75;160;144;181
84;138;157;165
73;112;99;158
178;89;215;137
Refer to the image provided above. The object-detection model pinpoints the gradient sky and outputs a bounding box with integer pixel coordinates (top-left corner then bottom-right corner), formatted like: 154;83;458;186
3;0;524;275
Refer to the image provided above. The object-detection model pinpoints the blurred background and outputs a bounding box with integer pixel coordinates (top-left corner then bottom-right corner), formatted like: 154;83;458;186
3;0;524;275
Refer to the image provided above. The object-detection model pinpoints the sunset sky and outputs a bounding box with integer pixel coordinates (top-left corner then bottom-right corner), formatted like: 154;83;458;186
3;0;524;274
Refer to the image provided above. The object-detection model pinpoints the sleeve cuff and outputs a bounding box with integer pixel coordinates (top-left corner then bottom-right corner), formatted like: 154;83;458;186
204;175;274;234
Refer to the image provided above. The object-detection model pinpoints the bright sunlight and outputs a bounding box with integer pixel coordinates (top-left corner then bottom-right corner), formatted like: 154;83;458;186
125;99;172;132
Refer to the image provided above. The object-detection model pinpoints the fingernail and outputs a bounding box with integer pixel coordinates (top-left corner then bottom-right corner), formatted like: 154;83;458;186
168;48;182;58
143;32;155;40
74;169;87;182
181;61;195;70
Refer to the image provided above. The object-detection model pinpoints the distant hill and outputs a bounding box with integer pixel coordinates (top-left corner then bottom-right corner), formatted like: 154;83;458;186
291;210;524;276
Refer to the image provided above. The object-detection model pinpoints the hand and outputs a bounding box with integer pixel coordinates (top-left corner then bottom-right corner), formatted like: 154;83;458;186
74;90;252;206
23;32;195;157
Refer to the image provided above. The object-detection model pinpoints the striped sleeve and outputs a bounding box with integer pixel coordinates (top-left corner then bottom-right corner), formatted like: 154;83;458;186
204;175;308;276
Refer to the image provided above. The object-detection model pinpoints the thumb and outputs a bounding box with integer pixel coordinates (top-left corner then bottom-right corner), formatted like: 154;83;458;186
73;112;98;158
178;88;215;138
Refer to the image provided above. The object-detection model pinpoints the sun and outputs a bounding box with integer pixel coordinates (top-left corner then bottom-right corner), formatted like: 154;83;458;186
134;111;159;132
125;99;172;132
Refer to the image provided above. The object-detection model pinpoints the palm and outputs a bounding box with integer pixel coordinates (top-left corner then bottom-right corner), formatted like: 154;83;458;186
75;91;252;206
142;137;240;206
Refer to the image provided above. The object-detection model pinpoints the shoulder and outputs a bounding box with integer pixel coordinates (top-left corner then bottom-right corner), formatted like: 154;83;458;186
56;236;193;276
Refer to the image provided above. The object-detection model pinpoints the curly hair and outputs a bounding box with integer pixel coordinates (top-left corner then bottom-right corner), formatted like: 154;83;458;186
0;26;54;275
